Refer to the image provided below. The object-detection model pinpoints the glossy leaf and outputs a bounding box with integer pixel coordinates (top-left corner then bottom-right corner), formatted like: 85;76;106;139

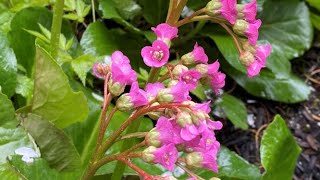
80;22;147;71
8;155;79;180
258;0;313;77
110;0;141;20
138;0;169;25
216;94;248;130
31;46;89;128
222;62;311;103
261;115;301;180
0;31;17;98
21;113;81;171
8;7;72;76
99;0;142;34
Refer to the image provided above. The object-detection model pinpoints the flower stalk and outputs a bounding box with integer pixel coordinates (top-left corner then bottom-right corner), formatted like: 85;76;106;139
50;0;64;59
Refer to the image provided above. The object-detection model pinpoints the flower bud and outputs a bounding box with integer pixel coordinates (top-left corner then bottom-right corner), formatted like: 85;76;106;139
142;146;156;163
191;111;208;124
242;41;256;54
172;64;188;78
232;19;248;35
181;52;194;65
167;80;178;88
195;64;208;76
108;79;125;96
186;152;203;168
157;89;174;103
93;63;109;79
176;111;193;128
145;128;161;147
116;94;134;111
205;0;222;17
239;51;255;66
147;111;162;120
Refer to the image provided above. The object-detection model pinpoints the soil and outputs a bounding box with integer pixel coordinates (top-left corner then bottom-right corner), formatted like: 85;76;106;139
217;31;320;180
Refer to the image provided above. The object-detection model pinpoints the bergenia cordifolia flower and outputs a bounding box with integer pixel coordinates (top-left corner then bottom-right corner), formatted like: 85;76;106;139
141;40;170;68
128;82;148;107
237;0;257;22
181;43;208;65
176;111;199;141
233;19;261;45
209;71;226;94
151;23;178;43
195;60;220;76
205;0;237;24
197;129;220;151
110;51;137;85
146;117;174;147
186;150;219;172
247;44;272;78
153;143;178;171
145;82;165;98
93;62;108;79
192;101;211;114
179;70;202;90
157;81;190;103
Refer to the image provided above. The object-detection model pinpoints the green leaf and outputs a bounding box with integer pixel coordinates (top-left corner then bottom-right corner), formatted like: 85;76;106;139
222;62;311;103
21;113;81;172
8;7;73;76
310;12;320;30
306;0;320;10
0;11;14;33
261;115;301;180
0;163;19;180
240;0;266;11
71;55;101;85
138;0;169;25
216;94;248;130
0;31;17;98
98;0;142;34
0;92;16;128
258;0;313;77
8;155;80;180
110;0;141;20
15;74;34;99
80;22;147;71
31;46;89;128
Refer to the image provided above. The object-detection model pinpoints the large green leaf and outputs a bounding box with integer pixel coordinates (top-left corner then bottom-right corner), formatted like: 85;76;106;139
0;163;19;180
99;0;142;34
8;7;72;76
258;0;313;77
110;0;141;20
138;0;169;25
216;94;248;130
31;46;89;128
222;62;311;103
21;113;81;172
0;32;17;98
8;155;79;180
260;115;301;180
0;92;16;128
80;22;147;71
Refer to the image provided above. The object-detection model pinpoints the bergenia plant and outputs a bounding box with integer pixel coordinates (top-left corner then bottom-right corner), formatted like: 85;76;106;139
82;0;271;179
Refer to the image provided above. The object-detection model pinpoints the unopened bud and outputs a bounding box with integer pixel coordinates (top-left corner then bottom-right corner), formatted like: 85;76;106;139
176;111;193;127
172;64;188;78
239;51;255;66
108;79;125;96
142;146;157;163
181;52;195;65
145;128;161;147
167;80;178;88
93;63;109;79
157;89;174;103
205;0;222;17
242;41;256;54
233;19;248;35
236;4;245;19
116;94;134;111
186;152;203;168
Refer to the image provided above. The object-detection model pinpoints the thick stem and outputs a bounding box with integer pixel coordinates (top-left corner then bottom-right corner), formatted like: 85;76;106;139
91;0;96;22
50;0;64;59
174;8;205;27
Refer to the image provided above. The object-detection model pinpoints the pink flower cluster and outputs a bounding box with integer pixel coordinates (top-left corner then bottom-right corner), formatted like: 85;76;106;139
205;0;271;77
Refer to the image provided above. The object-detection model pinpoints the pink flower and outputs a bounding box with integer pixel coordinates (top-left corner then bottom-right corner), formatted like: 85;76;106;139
193;101;211;114
206;119;223;130
208;61;220;73
191;43;208;64
151;23;178;42
197;129;220;151
180;124;199;141
155;117;175;144
93;63;108;79
242;0;257;22
247;44;272;78
128;82;148;108
245;19;261;45
199;149;219;172
179;70;202;90
145;82;165;98
153;143;178;171
219;0;237;24
170;81;190;102
210;72;226;94
111;51;137;85
141;40;170;67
